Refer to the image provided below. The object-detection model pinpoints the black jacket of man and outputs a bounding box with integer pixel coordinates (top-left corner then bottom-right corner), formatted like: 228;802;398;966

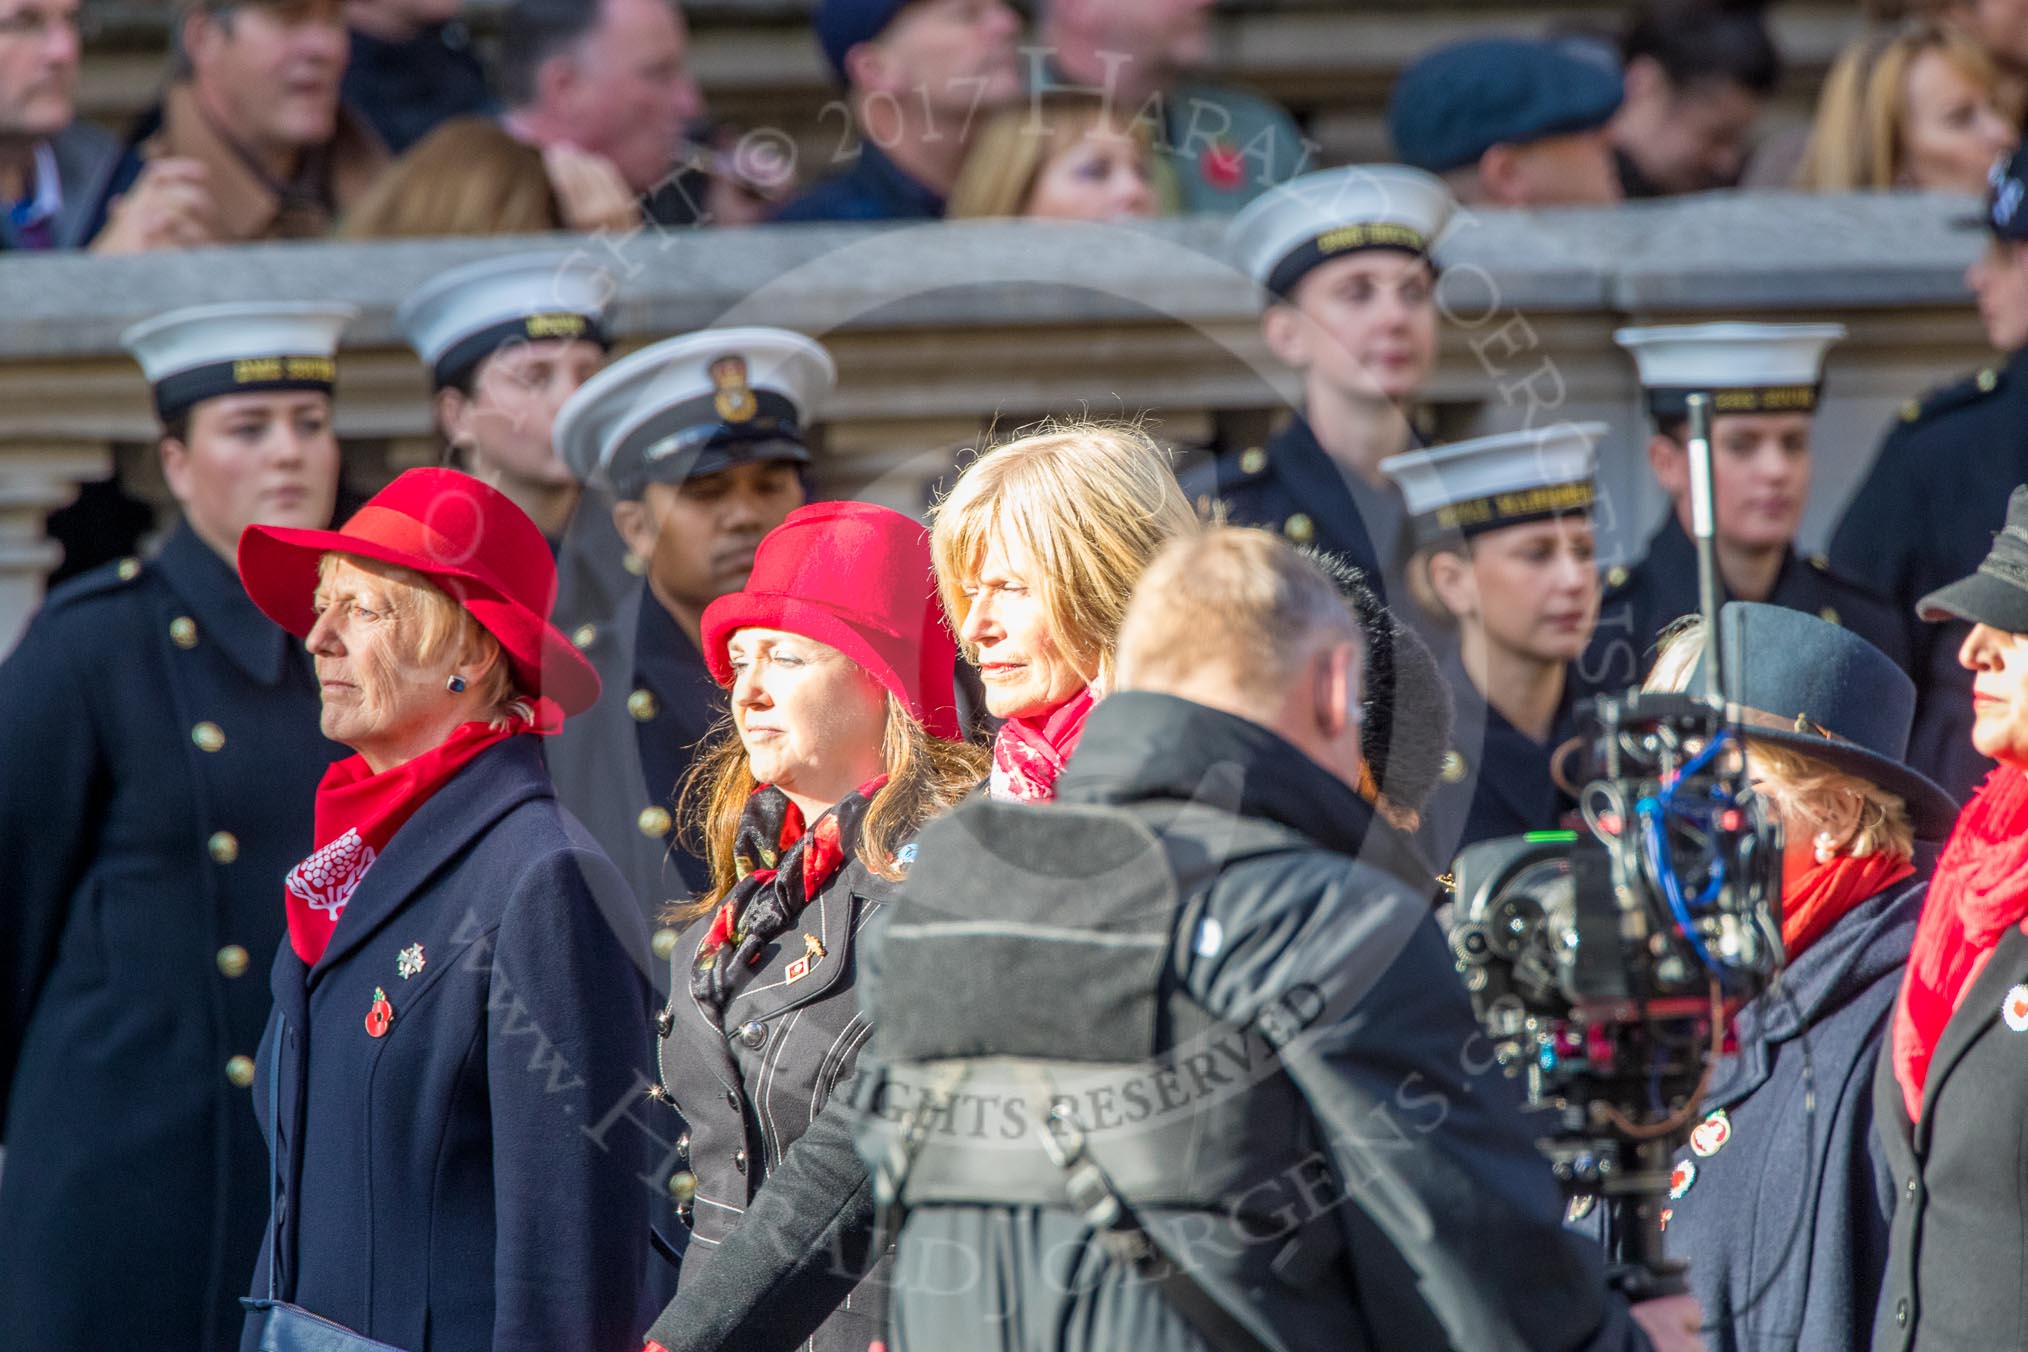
847;691;1654;1351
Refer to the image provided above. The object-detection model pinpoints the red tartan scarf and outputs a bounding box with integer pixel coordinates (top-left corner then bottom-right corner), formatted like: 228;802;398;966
284;700;560;965
1893;765;2028;1122
690;775;887;1014
988;686;1095;803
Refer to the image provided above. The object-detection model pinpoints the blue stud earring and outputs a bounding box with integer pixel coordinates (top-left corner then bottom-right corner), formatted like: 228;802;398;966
447;674;467;693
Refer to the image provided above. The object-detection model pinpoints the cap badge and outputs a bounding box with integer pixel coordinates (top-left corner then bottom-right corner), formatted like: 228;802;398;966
711;354;758;423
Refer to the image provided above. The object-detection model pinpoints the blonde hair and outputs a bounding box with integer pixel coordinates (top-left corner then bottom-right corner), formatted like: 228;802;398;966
947;93;1159;219
315;553;533;728
671;691;988;923
931;420;1198;693
1643;619;1914;859
1117;526;1362;708
342;118;565;238
1796;19;2009;191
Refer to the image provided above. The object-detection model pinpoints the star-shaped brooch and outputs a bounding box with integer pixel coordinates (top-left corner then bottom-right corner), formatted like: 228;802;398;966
396;943;426;980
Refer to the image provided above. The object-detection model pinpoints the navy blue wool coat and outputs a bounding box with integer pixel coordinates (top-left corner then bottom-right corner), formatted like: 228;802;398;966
0;524;342;1351
242;734;660;1352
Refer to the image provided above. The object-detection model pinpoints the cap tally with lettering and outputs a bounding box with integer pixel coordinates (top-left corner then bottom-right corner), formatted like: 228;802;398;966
395;252;614;391
1615;322;1847;423
1227;164;1456;299
122;302;358;421
1380;422;1603;548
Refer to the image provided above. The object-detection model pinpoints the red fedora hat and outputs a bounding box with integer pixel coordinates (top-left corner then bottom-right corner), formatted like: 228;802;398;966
701;501;960;740
238;467;601;715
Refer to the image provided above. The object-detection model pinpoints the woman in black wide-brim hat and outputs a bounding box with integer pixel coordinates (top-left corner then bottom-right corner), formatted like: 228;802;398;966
1874;483;2028;1351
1622;601;1953;1352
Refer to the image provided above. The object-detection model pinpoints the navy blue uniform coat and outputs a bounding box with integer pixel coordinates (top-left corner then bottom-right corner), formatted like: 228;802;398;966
242;735;658;1352
1830;349;2028;803
1419;648;1580;868
1584;516;1909;695
1609;867;1924;1352
0;524;341;1351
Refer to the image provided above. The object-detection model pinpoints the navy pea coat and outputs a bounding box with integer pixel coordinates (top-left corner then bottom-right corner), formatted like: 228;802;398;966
547;582;722;950
242;735;658;1352
0;523;342;1351
1179;415;1411;609
1830;349;2028;804
645;856;895;1352
1625;867;1924;1352
1418;649;1580;870
1582;515;1909;696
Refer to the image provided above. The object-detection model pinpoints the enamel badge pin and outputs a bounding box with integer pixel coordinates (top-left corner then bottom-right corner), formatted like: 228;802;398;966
365;987;394;1038
2005;984;2028;1032
786;932;826;985
1668;1159;1696;1201
1689;1109;1731;1158
397;943;426;980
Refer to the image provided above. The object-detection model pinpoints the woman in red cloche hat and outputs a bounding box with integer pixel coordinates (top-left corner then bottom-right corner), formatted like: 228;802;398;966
643;501;986;1352
233;467;657;1352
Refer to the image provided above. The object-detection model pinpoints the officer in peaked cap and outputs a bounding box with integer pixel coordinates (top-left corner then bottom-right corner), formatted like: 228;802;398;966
545;327;834;957
1388;36;1624;207
1183;164;1457;614
1832;145;2028;802
1382;422;1605;864
1584;322;1908;700
394;251;629;632
0;303;354;1351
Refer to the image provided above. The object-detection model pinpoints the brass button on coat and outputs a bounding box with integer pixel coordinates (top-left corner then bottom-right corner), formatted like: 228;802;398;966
225;1055;256;1088
1283;513;1315;544
627;689;659;722
667;1170;696;1202
651;927;679;961
637;806;673;838
732;1148;748;1174
169;616;199;649
116;557;140;581
191;722;226;753
1239;446;1268;475
571;623;598;650
207;830;239;864
216;944;250;979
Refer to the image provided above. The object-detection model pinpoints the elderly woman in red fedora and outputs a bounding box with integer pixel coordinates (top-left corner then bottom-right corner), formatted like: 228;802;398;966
233;467;656;1352
642;500;985;1352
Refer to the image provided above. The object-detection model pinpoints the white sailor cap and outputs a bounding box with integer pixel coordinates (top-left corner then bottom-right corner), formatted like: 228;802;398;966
554;327;837;499
1614;322;1848;422
1380;422;1603;548
1226;164;1456;300
395;253;614;391
122;302;358;421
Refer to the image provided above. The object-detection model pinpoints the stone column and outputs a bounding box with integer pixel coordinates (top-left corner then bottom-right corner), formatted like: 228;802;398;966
0;443;112;656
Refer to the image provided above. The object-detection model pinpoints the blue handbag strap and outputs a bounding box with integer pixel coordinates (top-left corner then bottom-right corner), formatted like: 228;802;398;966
267;1026;282;1302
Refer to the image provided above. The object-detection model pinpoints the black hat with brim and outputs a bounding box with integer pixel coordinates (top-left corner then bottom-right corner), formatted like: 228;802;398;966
1918;484;2028;634
1688;602;1959;842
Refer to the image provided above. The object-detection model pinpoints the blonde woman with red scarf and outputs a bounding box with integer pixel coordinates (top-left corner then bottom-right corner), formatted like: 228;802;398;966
1619;603;1954;1352
232;468;656;1352
930;422;1198;802
1876;484;2028;1351
643;501;985;1352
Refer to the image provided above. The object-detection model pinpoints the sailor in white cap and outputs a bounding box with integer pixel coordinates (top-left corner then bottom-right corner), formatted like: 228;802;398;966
1382;422;1604;859
1182;164;1457;610
394;253;624;626
544;327;834;941
1585;322;1909;694
0;301;356;1348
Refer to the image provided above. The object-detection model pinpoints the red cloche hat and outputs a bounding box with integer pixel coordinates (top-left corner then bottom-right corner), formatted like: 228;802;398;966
701;501;960;740
237;467;602;715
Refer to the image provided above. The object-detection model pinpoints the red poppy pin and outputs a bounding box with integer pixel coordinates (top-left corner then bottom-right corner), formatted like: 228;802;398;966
1667;1159;1696;1200
2005;983;2028;1033
1200;142;1244;192
365;986;394;1038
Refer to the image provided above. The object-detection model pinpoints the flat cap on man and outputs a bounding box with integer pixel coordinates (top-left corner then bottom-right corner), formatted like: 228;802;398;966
1388;36;1625;175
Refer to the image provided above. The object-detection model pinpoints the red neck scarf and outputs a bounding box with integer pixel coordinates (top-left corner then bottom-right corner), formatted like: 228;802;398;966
1781;851;1916;961
284;700;561;965
1893;765;2028;1121
989;687;1096;803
